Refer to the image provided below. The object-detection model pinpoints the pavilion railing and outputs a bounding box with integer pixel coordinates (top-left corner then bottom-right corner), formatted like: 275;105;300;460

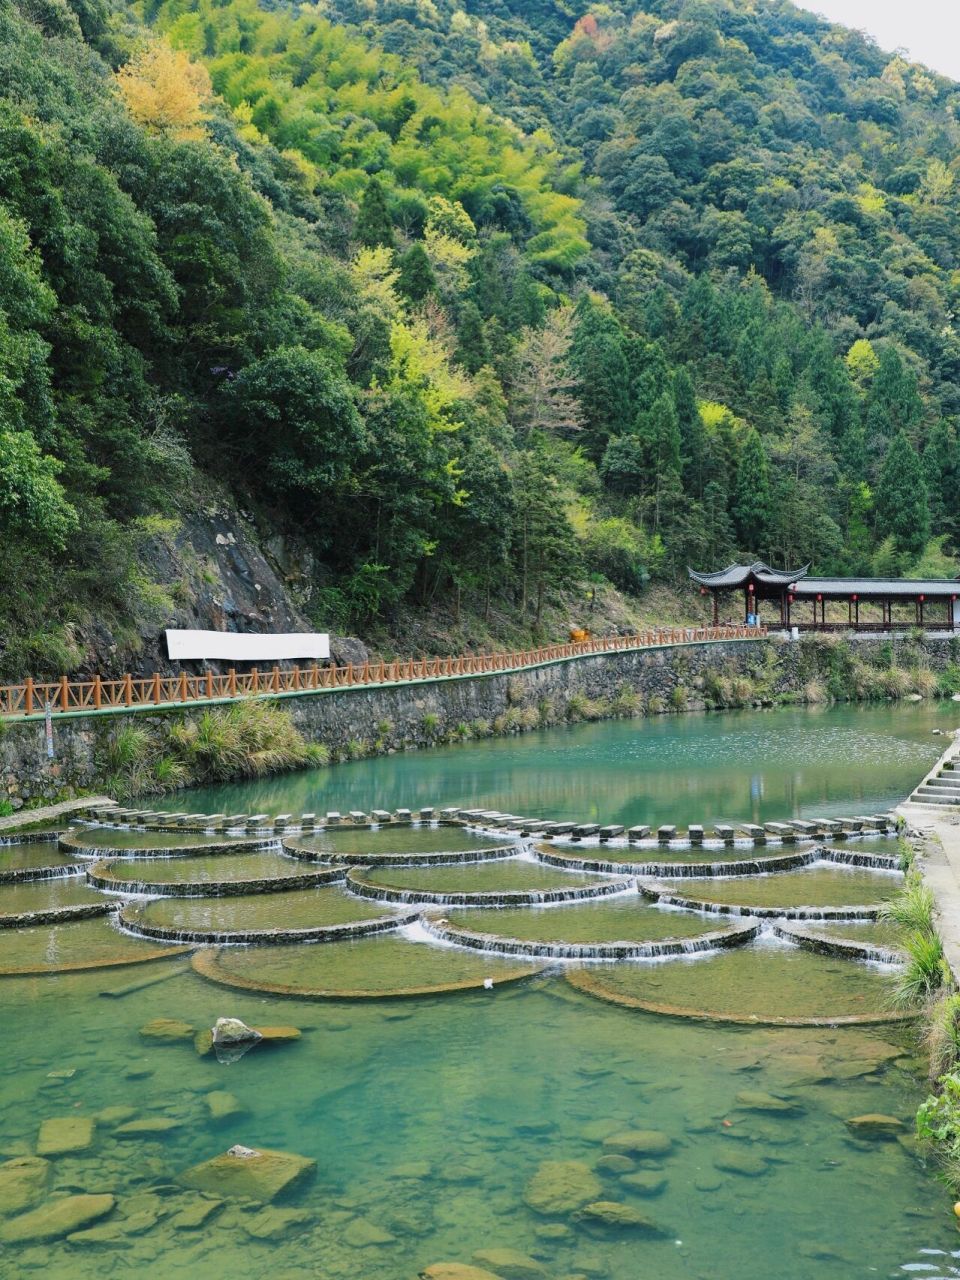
0;624;767;720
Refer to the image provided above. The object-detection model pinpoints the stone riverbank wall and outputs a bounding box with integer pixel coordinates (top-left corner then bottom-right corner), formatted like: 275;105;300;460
3;632;958;808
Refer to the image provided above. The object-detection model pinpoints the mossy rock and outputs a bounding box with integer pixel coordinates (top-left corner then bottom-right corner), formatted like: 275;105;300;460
601;1130;672;1157
620;1171;667;1196
178;1145;316;1202
0;1157;49;1216
713;1151;768;1177
36;1116;95;1156
0;1193;116;1243
419;1267;505;1280
574;1200;664;1232
139;1018;195;1043
734;1090;799;1114
523;1160;601;1216
472;1248;548;1279
844;1114;905;1138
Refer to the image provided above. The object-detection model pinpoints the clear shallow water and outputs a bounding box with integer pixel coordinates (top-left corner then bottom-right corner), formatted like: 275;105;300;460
0;917;184;972
288;826;512;856
0;701;954;1278
0;960;951;1280
358;859;614;894
160;700;950;826
672;867;901;909
65;829;270;851
451;900;731;943
126;887;396;933
0;876;107;916
97;852;312;885
569;940;896;1021
0;845;85;875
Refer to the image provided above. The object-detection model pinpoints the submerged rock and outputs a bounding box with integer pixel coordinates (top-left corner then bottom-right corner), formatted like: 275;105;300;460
574;1200;663;1232
0;1193;116;1243
205;1091;247;1125
244;1206;314;1240
36;1116;95;1156
170;1196;223;1230
601;1130;672;1157
178;1145;316;1202
114;1117;182;1138
734;1090;799;1114
595;1154;635;1175
472;1248;547;1279
94;1106;138;1129
139;1018;195;1043
0;1157;50;1216
620;1171;667;1197
343;1215;395;1247
419;1266;505;1280
523;1160;601;1215
713;1151;768;1177
845;1114;905;1138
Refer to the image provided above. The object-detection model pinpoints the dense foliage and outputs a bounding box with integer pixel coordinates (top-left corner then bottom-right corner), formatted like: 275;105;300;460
2;0;960;675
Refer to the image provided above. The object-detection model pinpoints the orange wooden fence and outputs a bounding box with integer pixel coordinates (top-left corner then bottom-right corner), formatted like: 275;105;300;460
0;625;767;719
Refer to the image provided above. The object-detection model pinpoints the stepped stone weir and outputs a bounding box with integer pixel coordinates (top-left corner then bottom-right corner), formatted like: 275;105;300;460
771;921;903;965
88;856;347;898
537;846;817;879
343;864;634;907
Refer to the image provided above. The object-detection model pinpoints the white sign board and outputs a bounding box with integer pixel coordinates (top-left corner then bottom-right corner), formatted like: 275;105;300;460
165;630;330;662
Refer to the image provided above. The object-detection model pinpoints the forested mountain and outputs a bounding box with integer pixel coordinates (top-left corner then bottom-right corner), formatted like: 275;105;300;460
1;0;959;676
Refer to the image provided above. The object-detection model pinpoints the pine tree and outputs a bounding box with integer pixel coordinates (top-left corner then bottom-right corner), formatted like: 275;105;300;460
455;301;488;373
866;346;923;438
875;430;929;560
569;297;632;459
397;243;436;303
732;428;771;554
673;367;706;496
922;421;960;532
356;178;395;249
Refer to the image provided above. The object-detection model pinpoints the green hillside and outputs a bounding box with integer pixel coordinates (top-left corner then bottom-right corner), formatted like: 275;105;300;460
1;0;959;676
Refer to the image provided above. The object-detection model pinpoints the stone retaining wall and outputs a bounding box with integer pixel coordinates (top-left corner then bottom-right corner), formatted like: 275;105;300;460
3;632;958;808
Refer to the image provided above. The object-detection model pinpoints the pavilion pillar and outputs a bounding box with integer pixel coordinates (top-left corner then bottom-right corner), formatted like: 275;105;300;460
855;600;859;629
712;593;718;626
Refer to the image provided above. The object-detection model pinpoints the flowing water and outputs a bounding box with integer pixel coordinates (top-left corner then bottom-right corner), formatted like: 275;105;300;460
0;701;957;1278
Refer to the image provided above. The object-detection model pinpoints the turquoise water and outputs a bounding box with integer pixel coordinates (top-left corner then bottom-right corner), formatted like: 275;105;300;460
159;701;949;826
0;702;956;1277
0;959;952;1279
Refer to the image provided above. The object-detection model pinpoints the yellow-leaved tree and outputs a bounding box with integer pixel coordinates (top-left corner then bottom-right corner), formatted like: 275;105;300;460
116;41;212;140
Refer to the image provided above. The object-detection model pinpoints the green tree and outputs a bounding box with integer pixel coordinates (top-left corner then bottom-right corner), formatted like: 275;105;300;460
356;178;395;249
221;346;364;522
0;430;77;547
732;428;771;554
569;297;631;459
875;430;929;561
397;243;436;303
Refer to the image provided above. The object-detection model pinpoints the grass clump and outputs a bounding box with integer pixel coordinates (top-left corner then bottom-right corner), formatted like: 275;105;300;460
99;700;328;799
881;874;951;1009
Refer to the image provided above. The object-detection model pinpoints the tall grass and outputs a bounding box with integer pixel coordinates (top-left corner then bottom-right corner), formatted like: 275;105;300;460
881;875;951;1009
98;700;327;798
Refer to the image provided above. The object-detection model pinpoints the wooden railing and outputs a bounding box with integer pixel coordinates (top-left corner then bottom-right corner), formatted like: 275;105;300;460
0;625;767;720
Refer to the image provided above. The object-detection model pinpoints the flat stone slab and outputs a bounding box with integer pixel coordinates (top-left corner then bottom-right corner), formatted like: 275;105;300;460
178;1145;316;1202
0;1157;50;1215
0;1193;115;1242
139;1018;195;1043
114;1117;182;1138
36;1116;95;1156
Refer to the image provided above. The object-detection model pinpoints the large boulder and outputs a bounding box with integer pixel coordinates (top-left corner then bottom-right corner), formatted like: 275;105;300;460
329;636;370;669
472;1248;547;1278
178;1145;316;1203
212;1018;262;1048
523;1160;601;1216
0;1194;115;1243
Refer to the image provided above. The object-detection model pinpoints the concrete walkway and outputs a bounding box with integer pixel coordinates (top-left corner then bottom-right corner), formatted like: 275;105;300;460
900;799;960;978
0;796;115;834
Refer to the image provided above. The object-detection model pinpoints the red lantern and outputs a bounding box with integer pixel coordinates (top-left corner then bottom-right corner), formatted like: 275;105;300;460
851;594;857;602
816;593;822;602
700;587;707;596
919;594;925;603
747;583;754;594
788;593;794;603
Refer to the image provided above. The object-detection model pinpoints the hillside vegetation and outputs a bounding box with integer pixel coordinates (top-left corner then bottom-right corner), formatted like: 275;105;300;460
1;0;960;676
